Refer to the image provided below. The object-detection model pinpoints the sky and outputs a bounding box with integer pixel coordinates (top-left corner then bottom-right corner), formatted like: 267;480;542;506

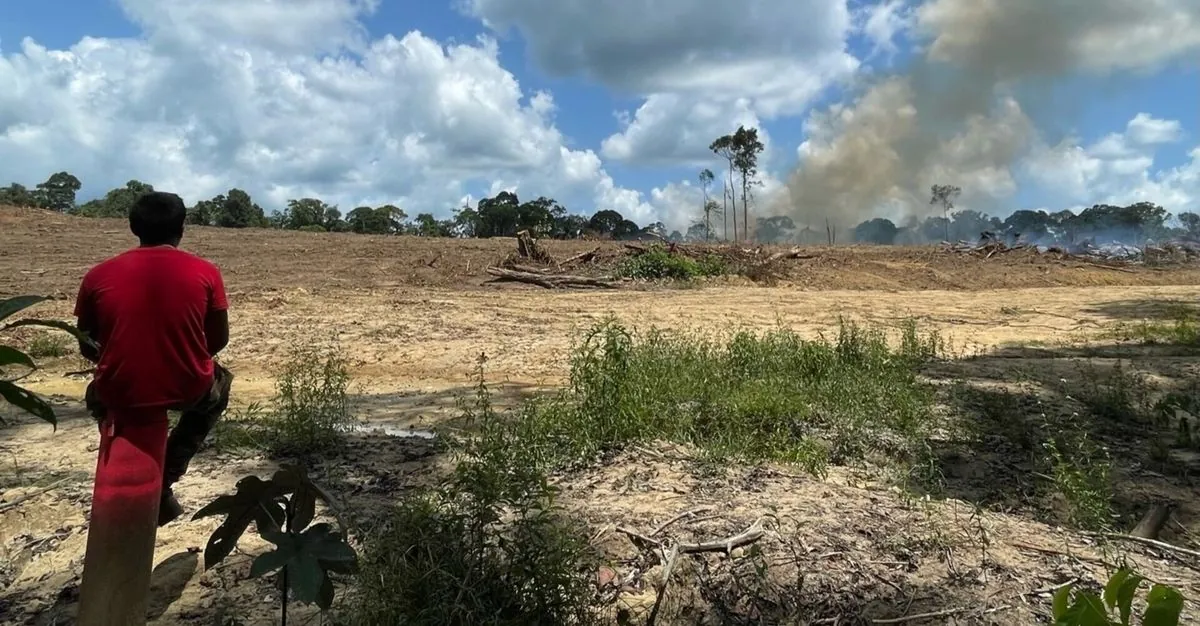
0;0;1197;233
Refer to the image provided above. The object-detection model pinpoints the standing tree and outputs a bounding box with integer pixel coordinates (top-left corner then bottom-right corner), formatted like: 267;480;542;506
709;136;739;241
698;169;715;241
731;126;764;242
215;188;267;228
35;171;82;212
929;184;962;242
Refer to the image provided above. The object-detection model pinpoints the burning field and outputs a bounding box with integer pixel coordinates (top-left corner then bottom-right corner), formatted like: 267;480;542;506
5;207;1200;624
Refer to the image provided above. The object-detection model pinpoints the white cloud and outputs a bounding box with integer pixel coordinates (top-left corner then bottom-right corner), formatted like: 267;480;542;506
1024;113;1199;212
467;0;860;165
0;0;656;221
1126;113;1185;146
856;0;913;58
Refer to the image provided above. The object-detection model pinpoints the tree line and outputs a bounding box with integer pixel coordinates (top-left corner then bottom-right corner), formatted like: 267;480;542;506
0;173;671;241
5;171;1189;247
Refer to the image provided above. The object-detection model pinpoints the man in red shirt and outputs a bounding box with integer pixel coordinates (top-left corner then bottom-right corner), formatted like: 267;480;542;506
75;191;233;526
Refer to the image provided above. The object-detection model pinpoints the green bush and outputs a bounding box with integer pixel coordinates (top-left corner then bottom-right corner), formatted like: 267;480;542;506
347;380;599;626
267;343;354;455
616;247;727;280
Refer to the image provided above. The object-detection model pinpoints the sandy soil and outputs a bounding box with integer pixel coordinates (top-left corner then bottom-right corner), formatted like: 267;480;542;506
4;206;1200;624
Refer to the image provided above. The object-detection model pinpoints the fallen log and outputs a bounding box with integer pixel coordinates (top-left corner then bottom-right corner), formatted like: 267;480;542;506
486;266;619;289
757;248;815;265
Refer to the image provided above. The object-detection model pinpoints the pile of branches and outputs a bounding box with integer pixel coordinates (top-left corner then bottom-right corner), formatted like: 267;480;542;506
485;232;814;290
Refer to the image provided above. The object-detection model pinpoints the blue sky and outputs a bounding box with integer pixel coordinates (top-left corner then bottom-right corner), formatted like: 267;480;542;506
0;0;1197;231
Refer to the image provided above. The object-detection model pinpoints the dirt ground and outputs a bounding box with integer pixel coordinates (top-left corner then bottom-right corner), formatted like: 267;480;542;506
5;206;1200;624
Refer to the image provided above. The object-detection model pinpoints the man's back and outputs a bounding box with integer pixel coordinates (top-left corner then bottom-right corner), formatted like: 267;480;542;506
75;246;228;410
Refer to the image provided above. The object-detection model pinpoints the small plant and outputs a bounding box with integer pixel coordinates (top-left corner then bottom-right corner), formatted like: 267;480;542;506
1044;431;1113;531
25;333;71;359
1053;567;1183;625
348;364;600;625
195;464;358;623
267;342;354;454
0;295;93;427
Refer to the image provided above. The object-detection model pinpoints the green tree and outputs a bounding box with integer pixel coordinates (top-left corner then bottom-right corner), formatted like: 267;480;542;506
323;205;346;232
755;215;795;243
283;198;330;230
587;209;626;237
929;184;962;242
75;180;154;218
709;136;739;241
853;218;900;245
475;191;522;237
698;168;715;241
0;183;37;208
34;172;82;212
1180;212;1200;239
731;126;764;241
214;188;267;228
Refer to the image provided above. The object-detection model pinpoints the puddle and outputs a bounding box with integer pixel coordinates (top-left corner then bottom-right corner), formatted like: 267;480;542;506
349;423;437;439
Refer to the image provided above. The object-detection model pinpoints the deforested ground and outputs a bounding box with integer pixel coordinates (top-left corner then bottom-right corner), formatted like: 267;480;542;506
5;206;1200;624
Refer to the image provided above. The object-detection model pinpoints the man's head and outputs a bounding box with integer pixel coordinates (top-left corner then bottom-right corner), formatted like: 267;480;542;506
130;191;187;247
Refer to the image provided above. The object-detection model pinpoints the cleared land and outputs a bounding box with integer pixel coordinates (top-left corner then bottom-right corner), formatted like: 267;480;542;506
4;206;1200;624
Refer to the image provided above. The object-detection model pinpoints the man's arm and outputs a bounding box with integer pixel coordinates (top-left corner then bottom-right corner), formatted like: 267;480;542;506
205;264;230;357
73;276;101;364
205;309;229;357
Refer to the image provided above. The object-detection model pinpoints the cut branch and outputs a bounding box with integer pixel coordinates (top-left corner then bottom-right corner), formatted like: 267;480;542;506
485;267;618;290
677;517;766;554
560;246;601;267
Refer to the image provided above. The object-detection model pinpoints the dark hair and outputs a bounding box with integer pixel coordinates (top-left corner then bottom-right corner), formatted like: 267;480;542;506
129;191;186;245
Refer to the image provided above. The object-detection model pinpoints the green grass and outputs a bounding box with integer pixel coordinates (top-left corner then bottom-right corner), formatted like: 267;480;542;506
484;318;943;477
1102;308;1200;347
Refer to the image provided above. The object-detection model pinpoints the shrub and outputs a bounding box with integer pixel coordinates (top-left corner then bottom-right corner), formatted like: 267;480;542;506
267;342;354;455
347;378;600;626
616;247;727;280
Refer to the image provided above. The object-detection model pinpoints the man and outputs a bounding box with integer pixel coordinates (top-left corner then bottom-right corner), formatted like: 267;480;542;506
75;191;233;526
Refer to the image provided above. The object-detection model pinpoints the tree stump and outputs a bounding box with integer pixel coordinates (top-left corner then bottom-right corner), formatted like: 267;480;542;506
516;230;553;264
77;413;169;626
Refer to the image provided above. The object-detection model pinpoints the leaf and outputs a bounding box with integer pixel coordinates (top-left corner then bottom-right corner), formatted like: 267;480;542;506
287;554;326;606
3;319;98;351
0;380;56;427
0;296;48;323
299;523;357;563
1103;568;1145;625
1054;584;1074;619
193;475;287;569
249;543;296;579
0;346;35;370
1142;584;1184;626
317;573;335;610
1058;591;1112;626
270;464;340;531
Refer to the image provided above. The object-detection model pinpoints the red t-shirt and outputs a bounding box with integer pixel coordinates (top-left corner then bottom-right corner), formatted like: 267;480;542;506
74;246;228;410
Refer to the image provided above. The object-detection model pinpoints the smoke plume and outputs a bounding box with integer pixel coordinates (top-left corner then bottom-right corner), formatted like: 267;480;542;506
779;0;1200;233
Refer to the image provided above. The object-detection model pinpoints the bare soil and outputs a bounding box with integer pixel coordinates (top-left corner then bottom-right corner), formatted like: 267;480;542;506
4;205;1200;624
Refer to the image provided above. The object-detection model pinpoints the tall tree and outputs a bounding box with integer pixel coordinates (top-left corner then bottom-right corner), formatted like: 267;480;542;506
929;184;962;242
35;171;82;212
730;126;764;241
283;198;330;230
709;135;738;241
0;183;36;207
698;168;715;241
215;188;266;228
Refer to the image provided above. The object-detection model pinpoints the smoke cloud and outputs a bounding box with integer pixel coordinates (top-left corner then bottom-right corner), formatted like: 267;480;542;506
778;0;1200;232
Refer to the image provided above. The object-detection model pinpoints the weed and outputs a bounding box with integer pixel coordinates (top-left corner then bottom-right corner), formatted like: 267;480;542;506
347;371;600;626
266;343;355;455
1044;428;1113;531
25;333;70;359
1103;307;1200;348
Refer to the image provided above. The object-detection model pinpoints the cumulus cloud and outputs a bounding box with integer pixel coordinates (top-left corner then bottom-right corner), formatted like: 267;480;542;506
466;0;860;165
0;0;661;220
1025;113;1198;211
